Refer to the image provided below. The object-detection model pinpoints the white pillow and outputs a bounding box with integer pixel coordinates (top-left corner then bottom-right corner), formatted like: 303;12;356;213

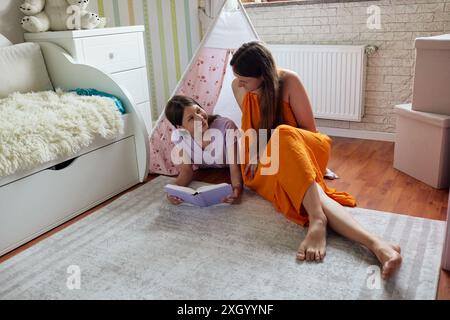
0;43;54;98
0;34;12;48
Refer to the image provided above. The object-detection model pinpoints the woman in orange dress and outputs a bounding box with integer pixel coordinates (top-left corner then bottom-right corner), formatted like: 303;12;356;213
231;41;402;280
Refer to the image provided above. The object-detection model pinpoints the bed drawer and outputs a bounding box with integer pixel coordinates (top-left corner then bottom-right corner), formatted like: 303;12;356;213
0;136;139;256
81;33;145;73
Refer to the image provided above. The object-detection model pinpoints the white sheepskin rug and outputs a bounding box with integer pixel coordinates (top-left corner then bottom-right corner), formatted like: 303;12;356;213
0;90;124;177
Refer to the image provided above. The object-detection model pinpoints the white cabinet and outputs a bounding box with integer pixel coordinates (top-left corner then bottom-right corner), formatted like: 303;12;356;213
24;26;153;135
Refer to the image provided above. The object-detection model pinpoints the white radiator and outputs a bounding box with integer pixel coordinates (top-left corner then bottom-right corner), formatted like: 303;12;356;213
269;44;367;122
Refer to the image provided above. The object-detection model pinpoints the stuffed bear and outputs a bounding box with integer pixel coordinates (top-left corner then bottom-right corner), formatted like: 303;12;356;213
20;0;106;33
20;0;50;33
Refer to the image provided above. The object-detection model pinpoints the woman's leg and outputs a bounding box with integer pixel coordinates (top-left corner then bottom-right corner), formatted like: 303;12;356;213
297;182;328;262
315;184;402;280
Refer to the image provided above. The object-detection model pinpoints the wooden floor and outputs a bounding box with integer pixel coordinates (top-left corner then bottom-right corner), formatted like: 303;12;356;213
1;137;449;299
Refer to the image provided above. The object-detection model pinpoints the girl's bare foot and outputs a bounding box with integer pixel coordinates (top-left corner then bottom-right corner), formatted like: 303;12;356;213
373;242;402;280
297;217;327;262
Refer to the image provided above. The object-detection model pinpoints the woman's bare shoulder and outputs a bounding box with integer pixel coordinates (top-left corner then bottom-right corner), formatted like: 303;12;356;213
279;68;301;85
278;69;303;100
232;78;246;109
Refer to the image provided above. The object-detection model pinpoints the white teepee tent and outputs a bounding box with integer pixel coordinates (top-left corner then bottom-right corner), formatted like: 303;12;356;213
148;0;259;175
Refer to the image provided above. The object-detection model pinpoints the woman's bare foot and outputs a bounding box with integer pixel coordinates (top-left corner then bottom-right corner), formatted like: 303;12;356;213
373;241;402;280
297;217;327;262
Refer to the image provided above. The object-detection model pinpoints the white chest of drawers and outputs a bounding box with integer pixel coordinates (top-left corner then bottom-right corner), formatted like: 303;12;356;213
24;26;153;135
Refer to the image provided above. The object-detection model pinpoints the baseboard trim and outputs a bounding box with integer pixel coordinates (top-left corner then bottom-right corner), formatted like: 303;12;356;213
318;127;395;142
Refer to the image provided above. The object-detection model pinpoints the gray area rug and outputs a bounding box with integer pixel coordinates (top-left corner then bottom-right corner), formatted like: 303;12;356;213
0;176;445;300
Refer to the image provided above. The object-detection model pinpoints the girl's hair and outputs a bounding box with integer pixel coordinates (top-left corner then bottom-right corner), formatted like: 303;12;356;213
230;41;283;131
165;95;217;127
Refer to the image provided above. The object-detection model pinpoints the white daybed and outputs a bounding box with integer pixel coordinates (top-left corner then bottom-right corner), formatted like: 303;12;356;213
0;35;149;256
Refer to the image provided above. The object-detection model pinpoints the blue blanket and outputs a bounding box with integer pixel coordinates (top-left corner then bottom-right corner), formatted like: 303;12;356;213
69;88;126;114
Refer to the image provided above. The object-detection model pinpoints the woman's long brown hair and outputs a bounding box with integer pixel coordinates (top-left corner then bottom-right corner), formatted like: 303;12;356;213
230;41;284;132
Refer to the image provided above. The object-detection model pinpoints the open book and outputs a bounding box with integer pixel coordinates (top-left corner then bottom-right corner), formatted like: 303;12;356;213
164;183;233;207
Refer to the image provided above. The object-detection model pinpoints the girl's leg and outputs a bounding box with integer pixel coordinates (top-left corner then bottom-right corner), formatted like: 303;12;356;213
316;184;402;280
297;182;328;262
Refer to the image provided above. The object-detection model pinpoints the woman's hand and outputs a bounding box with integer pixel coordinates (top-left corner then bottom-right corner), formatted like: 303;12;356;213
244;163;258;179
324;168;339;180
167;193;183;205
223;185;243;204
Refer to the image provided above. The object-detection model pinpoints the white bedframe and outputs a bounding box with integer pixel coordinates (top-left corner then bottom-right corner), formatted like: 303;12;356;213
0;38;150;256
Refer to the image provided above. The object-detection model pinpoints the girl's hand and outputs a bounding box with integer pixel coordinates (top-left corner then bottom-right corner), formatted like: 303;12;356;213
222;185;243;204
244;163;258;179
167;193;183;205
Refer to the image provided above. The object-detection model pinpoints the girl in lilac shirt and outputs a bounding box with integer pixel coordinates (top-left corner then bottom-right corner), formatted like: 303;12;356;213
164;95;243;205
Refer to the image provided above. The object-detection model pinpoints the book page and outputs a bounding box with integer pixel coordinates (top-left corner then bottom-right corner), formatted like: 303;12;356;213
199;184;233;206
164;184;196;195
197;183;230;193
164;185;206;206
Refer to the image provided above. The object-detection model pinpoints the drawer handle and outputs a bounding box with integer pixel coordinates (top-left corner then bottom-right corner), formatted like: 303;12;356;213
49;158;77;171
108;52;115;60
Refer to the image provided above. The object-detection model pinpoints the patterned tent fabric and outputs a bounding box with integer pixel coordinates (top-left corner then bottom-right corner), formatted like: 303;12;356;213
149;47;231;175
177;47;231;114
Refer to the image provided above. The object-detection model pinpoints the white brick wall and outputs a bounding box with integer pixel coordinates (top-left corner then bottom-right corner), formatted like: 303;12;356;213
199;0;450;135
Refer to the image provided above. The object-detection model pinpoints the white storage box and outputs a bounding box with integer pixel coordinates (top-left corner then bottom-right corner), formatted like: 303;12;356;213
394;104;450;189
442;192;450;271
412;34;450;115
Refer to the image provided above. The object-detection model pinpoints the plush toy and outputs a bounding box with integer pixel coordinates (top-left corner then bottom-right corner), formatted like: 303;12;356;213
20;0;106;33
